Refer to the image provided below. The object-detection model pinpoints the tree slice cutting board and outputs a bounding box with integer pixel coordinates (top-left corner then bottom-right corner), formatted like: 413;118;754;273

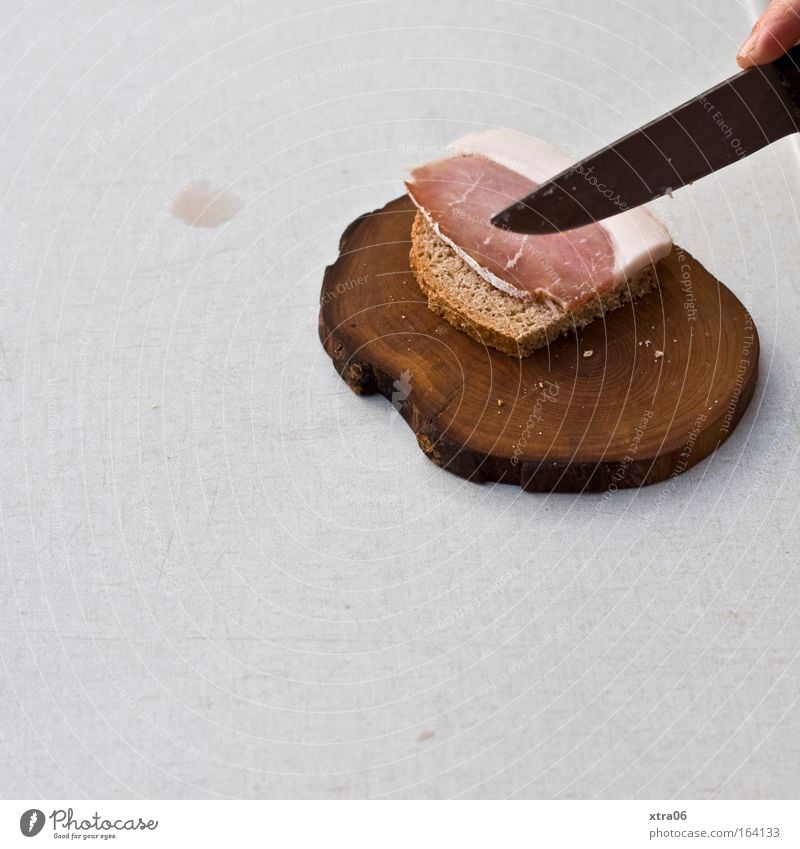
318;195;758;492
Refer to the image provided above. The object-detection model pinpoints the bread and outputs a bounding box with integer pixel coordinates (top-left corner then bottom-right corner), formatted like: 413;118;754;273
409;210;660;358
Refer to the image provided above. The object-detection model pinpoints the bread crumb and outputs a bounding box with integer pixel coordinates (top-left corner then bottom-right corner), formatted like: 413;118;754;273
654;350;664;359
401;314;406;319
417;730;435;742
583;349;593;358
644;340;652;347
497;399;504;407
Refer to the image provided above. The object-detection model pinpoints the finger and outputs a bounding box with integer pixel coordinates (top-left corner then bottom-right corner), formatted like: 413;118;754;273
737;0;800;67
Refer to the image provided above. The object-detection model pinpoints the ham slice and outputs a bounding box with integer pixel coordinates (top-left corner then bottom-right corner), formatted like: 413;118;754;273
405;130;672;310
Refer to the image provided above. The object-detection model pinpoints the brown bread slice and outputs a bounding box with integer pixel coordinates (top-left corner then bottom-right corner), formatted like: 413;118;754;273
409;210;659;358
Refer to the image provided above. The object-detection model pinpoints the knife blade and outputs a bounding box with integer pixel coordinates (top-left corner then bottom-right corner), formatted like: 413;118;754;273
491;45;800;234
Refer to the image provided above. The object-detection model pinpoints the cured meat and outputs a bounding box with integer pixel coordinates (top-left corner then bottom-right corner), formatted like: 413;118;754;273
405;130;672;310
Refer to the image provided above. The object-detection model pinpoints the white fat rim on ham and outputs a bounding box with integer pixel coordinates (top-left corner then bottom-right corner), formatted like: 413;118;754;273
410;129;673;305
415;206;529;300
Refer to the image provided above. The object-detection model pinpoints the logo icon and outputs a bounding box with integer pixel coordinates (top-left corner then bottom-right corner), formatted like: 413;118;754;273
390;369;412;415
19;809;45;837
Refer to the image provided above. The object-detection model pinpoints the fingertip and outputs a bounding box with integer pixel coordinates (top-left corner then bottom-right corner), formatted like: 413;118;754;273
737;25;762;67
738;3;800;67
736;33;790;68
736;50;762;68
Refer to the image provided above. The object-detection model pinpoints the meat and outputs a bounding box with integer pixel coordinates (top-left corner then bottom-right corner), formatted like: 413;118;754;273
405;130;672;310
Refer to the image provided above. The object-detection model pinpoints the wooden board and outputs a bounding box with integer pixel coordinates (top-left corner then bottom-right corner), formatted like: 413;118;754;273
318;195;759;492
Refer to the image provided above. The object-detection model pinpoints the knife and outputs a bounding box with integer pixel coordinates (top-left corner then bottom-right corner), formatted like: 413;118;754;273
491;45;800;234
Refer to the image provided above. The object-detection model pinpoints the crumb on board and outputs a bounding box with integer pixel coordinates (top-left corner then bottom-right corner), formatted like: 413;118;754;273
644;339;652;347
497;399;504;407
417;730;435;743
583;349;593;358
655;350;664;359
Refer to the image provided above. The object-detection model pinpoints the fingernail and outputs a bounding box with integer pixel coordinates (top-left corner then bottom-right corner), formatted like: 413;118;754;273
737;26;760;60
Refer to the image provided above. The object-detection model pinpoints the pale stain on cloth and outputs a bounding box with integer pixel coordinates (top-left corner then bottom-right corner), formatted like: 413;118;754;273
171;180;242;228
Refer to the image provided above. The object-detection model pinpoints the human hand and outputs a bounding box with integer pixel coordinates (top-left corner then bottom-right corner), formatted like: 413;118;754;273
738;0;800;67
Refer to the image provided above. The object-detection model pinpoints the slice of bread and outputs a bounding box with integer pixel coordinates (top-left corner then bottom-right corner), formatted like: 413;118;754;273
409;210;659;358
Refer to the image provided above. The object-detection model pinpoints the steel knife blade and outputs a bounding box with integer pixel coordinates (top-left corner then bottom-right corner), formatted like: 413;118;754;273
491;45;800;234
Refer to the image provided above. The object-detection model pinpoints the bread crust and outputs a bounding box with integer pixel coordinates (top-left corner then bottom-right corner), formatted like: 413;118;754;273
409;211;659;357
